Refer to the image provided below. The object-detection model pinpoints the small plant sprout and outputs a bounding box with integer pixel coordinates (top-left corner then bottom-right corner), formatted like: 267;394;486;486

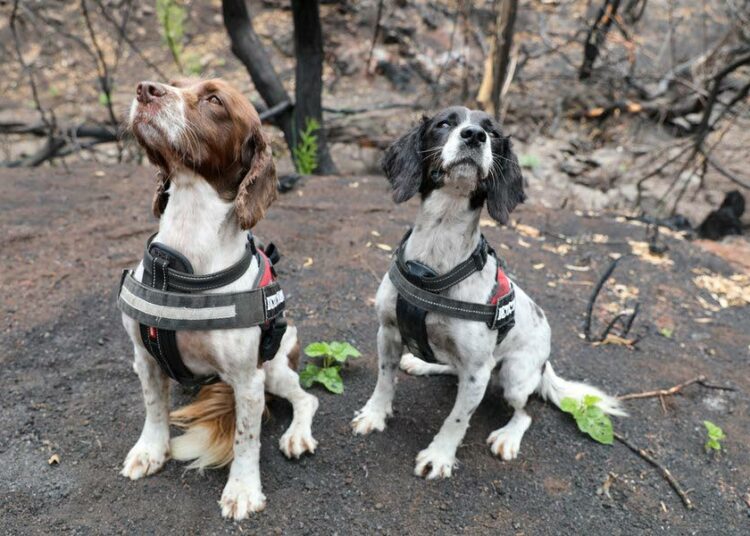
156;0;186;72
560;395;614;445
293;118;320;175
300;341;361;394
703;420;725;452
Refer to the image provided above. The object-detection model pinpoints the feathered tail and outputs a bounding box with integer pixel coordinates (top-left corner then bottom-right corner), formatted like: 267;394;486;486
169;327;300;470
538;362;627;416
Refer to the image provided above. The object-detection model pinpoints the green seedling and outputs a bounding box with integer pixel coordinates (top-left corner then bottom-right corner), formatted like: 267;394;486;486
156;0;186;72
519;153;540;169
293;118;320;175
560;395;614;445
703;420;725;452
300;341;360;394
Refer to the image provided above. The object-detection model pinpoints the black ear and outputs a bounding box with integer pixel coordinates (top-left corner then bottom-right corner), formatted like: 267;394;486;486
381;117;428;203
486;136;526;224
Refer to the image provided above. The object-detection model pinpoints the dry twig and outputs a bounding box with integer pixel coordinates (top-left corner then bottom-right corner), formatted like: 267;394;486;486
614;432;694;510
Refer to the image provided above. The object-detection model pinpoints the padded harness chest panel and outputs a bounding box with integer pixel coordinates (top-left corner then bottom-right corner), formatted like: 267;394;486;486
118;233;287;387
391;230;516;364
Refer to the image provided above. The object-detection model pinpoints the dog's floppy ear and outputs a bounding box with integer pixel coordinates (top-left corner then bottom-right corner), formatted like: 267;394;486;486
235;128;277;230
152;170;171;218
382;117;428;203
486;135;526;224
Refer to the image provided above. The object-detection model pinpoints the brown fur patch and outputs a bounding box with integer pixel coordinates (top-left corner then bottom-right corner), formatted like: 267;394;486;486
288;340;301;371
170;381;236;468
130;78;278;228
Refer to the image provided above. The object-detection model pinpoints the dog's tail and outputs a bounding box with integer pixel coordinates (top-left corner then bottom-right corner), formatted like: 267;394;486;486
169;327;301;470
538;362;627;417
170;381;236;470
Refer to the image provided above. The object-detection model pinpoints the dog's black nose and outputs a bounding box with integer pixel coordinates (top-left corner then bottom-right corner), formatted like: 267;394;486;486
460;126;487;146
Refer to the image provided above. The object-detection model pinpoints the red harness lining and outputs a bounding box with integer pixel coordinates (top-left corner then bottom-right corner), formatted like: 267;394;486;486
489;268;512;305
257;251;276;287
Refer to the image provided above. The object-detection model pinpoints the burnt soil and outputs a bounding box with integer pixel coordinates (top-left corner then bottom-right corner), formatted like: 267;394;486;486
1;164;749;535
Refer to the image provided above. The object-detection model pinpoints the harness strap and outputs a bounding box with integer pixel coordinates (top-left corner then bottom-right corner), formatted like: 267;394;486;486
118;232;287;387
394;229;489;292
142;233;256;292
119;272;284;331
389;262;515;329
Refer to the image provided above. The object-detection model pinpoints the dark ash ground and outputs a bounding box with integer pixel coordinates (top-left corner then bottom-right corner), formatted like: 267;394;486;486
1;165;749;535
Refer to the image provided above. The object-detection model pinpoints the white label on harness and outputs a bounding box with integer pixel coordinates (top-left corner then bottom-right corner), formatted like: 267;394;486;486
496;300;515;321
266;290;285;311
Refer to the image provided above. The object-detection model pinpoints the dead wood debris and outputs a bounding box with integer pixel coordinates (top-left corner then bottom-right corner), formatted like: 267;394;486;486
614;432;694;510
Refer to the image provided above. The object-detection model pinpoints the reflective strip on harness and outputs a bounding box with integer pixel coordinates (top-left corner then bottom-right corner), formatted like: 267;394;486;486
118;270;283;331
389;262;515;329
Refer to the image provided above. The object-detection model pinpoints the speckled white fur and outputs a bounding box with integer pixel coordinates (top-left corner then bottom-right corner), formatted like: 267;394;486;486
353;134;624;478
120;170;318;520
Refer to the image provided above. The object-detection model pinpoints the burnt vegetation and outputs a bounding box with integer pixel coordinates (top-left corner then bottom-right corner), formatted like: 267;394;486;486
1;0;748;219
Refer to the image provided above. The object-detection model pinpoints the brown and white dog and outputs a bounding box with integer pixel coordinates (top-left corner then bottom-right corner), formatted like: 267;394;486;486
121;79;318;519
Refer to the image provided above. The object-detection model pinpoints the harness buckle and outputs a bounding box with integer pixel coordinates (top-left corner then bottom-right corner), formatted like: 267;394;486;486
247;231;257;255
471;236;489;271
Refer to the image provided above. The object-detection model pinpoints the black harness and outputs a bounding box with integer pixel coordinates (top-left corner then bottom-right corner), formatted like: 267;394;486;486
390;229;516;362
117;232;287;386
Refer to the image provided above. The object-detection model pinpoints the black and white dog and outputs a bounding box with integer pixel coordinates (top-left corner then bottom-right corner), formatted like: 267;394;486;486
352;106;625;479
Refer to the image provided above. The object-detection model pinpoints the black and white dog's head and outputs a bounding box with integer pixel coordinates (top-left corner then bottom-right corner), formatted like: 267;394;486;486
382;106;526;224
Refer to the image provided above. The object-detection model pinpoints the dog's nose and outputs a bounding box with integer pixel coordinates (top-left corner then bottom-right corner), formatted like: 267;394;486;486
136;81;166;104
460;126;487;146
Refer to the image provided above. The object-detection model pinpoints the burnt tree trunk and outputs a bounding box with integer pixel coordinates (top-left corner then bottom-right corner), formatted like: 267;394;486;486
221;0;336;174
490;0;518;119
579;0;622;80
222;0;294;150
291;0;337;174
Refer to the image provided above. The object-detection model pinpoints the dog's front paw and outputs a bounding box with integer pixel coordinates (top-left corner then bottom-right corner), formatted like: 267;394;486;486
414;444;456;479
220;479;266;520
279;425;318;459
120;439;169;480
351;403;390;435
487;426;523;461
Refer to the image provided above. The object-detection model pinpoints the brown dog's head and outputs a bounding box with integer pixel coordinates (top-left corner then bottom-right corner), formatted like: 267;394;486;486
128;78;276;229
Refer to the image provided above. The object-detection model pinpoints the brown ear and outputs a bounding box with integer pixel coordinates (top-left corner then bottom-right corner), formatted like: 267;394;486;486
151;170;171;218
235;128;277;230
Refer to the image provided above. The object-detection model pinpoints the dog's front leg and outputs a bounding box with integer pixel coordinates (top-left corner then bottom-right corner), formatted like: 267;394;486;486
121;345;171;479
220;367;267;520
351;324;402;435
414;361;493;479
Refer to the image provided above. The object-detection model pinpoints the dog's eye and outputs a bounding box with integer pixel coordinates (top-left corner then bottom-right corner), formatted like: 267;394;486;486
488;130;499;138
436;120;451;128
207;95;223;106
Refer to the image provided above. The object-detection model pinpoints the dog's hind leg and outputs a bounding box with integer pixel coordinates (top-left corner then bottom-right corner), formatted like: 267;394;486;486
351;324;402;435
414;359;493;479
400;353;457;376
121;344;171;479
263;327;319;459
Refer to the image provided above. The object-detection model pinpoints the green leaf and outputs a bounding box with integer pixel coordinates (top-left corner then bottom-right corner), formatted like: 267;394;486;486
585;413;614;445
560;397;579;414
519;153;540;169
582;394;601;408
705;438;721;451
703;420;725;440
562;396;614;445
299;364;320;389
304;342;331;358
328;341;361;362
317;366;344;394
98;92;111;106
659;327;674;338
